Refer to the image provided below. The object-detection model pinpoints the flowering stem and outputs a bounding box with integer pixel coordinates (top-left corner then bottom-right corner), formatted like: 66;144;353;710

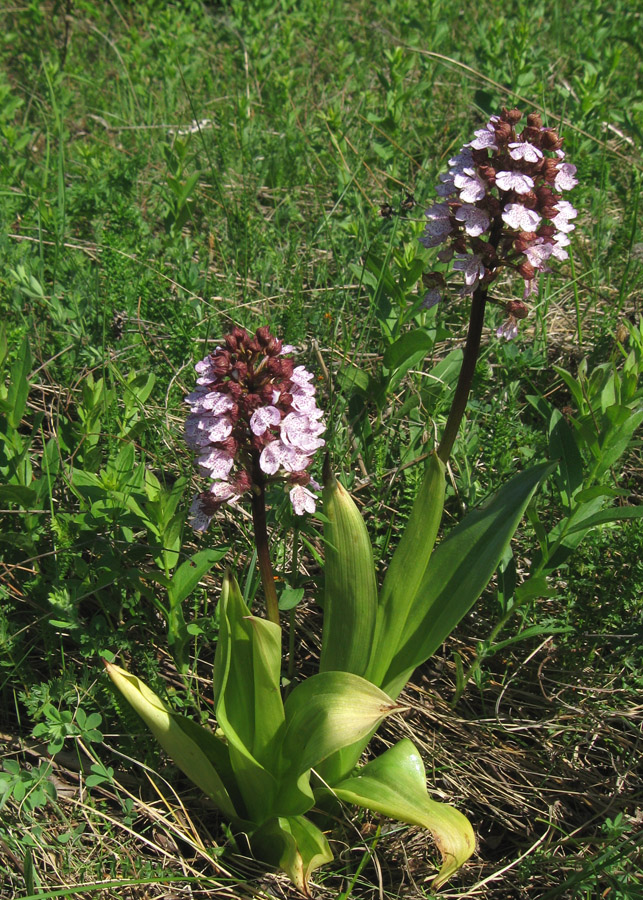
250;477;280;625
437;286;488;464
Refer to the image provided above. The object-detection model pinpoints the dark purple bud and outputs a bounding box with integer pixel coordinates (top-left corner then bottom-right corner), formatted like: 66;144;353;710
506;300;529;319
541;129;562;151
256;325;272;345
518;260;536;281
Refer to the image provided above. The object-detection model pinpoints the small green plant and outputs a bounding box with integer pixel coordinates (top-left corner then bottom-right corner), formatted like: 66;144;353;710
31;705;103;755
0;760;57;814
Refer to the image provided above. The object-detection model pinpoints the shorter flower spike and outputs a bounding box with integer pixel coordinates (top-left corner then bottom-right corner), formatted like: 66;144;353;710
419;107;578;337
186;326;325;529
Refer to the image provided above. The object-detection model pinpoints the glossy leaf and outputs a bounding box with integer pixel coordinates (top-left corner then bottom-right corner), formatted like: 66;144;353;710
251;815;333;897
212;572;284;820
104;662;238;821
319;463;377;677
281;672;401;779
367;452;446;686
381;462;555;697
330;738;475;888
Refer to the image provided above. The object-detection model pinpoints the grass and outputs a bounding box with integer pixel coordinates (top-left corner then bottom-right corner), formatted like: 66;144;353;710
1;0;642;897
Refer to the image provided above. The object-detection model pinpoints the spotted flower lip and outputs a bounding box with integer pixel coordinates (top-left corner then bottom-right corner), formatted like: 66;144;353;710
419;107;577;336
186;325;325;531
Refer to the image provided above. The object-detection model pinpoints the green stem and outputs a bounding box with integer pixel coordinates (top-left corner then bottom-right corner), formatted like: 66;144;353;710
250;477;280;625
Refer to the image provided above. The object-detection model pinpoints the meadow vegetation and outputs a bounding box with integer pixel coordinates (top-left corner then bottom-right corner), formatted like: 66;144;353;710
1;1;641;897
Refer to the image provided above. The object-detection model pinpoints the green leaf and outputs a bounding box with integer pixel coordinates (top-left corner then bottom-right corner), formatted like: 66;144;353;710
278;585;304;611
536;494;606;574
167;602;190;675
330;739;474;889
382;328;433;372
381;462;555;698
250;815;333;896
7;338;32;429
368;453;446;686
168;549;227;606
548;409;583;506
0;484;37;506
212;573;284;820
281;672;400;779
105;662;239;821
336;362;371;394
564;504;643;534
319;464;377;677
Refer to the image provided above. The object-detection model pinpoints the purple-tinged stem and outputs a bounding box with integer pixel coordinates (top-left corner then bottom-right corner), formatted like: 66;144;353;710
437;285;488;464
437;225;503;464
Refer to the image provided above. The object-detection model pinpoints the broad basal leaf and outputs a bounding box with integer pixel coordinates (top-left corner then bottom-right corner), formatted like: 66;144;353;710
319;464;377;677
212;572;284;820
250;815;333;897
367;452;446;687
281;672;401;781
105;662;239;821
330;738;475;888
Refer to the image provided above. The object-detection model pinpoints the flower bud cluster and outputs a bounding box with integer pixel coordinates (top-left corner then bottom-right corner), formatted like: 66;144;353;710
186;325;325;531
420;108;578;338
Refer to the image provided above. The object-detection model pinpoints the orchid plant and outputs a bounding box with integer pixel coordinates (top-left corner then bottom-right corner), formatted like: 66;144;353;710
106;108;576;893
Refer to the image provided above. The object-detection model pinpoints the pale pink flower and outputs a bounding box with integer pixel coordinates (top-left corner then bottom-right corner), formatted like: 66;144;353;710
554;162;578;192
290;484;317;516
259;440;284;476
551;200;578;233
250;405;281;436
455;204;490;236
197;448;235;479
495;171;534;194
187;326;325;526
454;169;487;203
551;231;571;261
508;141;543;162
524;239;554;270
453;253;486;291
502;203;541;231
435;172;457;197
497;319;519;340
470;123;498;150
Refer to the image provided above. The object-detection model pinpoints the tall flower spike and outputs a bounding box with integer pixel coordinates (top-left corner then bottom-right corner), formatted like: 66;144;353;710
186;326;325;531
419;108;577;337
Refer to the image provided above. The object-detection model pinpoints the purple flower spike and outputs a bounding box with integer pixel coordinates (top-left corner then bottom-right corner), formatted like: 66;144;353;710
186;325;325;528
418;107;577;339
